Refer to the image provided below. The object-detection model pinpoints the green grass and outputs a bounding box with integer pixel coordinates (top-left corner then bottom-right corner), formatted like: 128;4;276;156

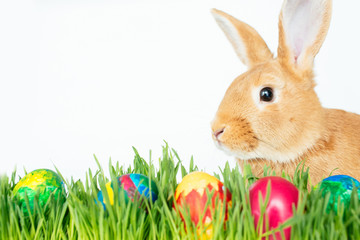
1;144;360;239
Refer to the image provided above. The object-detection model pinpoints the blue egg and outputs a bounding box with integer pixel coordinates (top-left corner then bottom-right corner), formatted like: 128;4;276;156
319;175;360;212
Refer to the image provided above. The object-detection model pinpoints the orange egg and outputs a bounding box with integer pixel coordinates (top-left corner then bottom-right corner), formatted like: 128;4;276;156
174;171;232;239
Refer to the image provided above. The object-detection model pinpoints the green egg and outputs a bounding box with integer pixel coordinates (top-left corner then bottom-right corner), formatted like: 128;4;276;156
13;169;66;215
319;175;360;212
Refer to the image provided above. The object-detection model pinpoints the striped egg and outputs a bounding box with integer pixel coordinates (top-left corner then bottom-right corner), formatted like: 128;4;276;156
97;173;158;209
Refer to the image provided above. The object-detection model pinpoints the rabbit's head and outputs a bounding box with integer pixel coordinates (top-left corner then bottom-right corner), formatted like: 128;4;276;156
211;0;332;163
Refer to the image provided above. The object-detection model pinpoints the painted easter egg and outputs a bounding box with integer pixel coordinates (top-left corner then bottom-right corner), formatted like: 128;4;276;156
174;171;232;239
319;175;360;212
13;169;66;215
97;173;158;208
249;176;299;240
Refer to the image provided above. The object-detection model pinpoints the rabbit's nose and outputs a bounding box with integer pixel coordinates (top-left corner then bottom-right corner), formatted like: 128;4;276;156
213;128;225;140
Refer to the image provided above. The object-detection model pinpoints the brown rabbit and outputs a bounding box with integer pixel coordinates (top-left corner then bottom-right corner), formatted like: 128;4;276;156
210;0;360;184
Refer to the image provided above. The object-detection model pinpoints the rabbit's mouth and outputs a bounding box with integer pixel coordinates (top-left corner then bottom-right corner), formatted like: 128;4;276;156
212;129;261;160
214;139;264;161
216;133;314;164
212;115;260;158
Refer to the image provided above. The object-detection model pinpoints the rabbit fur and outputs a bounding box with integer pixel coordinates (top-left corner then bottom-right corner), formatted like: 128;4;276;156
211;0;360;184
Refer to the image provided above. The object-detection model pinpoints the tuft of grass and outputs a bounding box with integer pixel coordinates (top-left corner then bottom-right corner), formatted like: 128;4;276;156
0;143;360;239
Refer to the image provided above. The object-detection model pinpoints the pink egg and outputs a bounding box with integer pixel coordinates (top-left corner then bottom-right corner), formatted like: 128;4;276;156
249;176;299;240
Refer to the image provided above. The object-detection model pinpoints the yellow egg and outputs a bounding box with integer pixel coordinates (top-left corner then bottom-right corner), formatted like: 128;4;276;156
174;172;232;239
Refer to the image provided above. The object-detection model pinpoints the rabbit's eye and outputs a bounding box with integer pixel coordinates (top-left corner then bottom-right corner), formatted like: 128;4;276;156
260;87;273;102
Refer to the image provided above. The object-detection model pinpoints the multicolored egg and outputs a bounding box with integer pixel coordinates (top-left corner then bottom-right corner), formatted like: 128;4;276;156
13;169;66;215
174;171;232;239
249;176;299;240
319;175;360;212
97;173;158;208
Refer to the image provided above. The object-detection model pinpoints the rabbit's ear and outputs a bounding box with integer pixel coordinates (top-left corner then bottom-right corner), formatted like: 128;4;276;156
212;9;273;68
277;0;332;73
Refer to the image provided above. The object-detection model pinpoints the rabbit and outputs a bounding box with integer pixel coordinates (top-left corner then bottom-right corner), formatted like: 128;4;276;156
210;0;360;185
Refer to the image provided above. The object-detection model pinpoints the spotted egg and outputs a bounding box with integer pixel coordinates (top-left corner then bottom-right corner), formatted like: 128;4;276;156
13;169;66;215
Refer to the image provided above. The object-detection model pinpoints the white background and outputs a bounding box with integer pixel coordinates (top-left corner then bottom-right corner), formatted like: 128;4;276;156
1;0;359;180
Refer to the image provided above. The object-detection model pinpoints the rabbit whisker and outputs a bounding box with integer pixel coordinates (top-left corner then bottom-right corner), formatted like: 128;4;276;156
253;136;279;151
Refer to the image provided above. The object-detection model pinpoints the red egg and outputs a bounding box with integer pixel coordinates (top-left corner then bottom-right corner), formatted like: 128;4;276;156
249;176;299;240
